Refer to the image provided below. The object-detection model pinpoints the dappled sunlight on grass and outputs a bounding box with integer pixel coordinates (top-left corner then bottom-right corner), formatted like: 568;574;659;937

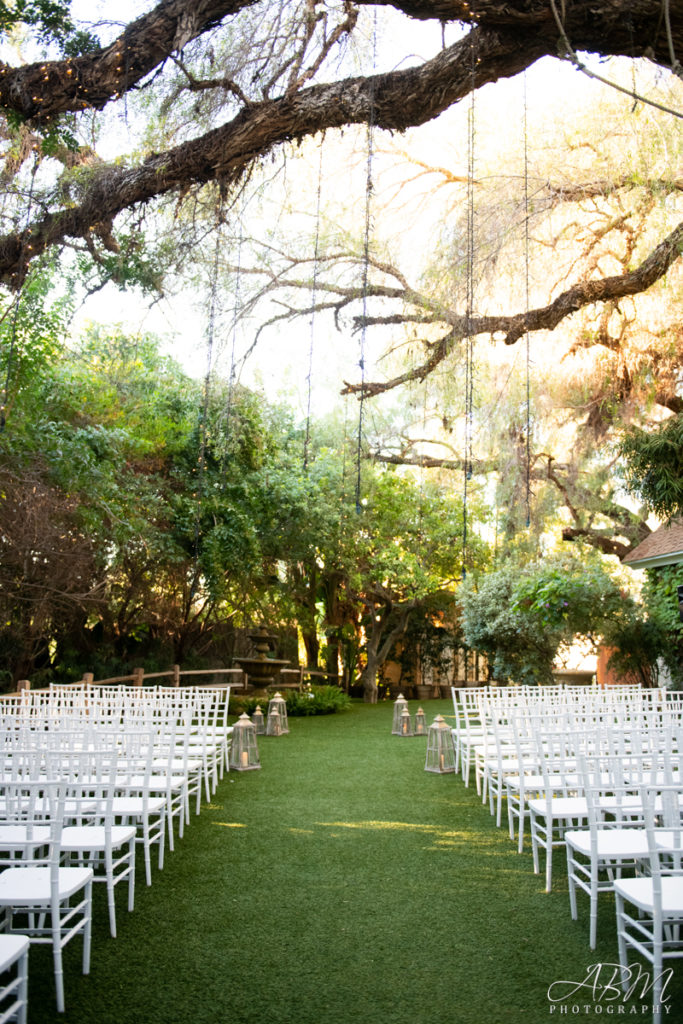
315;819;473;842
212;821;247;828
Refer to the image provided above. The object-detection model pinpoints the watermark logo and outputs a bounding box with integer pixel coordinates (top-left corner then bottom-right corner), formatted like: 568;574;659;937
547;962;674;1016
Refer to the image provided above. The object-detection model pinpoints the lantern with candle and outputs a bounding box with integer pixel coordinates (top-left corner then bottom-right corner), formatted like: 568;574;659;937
266;705;284;736
424;715;456;773
414;707;427;736
266;692;289;734
251;705;266;734
229;713;261;771
399;707;413;736
391;694;409;735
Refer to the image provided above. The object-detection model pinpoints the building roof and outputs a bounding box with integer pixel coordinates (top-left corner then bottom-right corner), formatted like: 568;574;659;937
623;520;683;569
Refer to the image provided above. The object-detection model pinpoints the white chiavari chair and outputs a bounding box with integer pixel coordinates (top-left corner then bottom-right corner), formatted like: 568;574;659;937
0;934;29;1024
0;779;93;1013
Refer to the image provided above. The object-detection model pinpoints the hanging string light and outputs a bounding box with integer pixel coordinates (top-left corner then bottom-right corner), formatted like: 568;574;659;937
1;151;40;433
303;139;325;472
189;185;225;604
224;189;245;450
523;72;532;531
355;10;377;515
462;31;476;579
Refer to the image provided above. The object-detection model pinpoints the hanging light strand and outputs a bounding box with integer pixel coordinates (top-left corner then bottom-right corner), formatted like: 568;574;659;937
1;152;40;433
224;190;245;450
523;72;532;530
304;139;325;472
462;34;476;579
355;26;376;514
190;190;224;604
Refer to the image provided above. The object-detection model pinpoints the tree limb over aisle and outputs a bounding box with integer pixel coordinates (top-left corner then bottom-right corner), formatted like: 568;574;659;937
342;219;683;398
0;0;259;123
1;0;683;301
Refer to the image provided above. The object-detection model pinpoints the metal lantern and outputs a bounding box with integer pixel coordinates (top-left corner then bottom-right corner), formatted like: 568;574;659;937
266;692;289;734
391;694;409;735
229;713;261;771
251;705;266;734
425;714;456;773
399;707;413;737
266;705;284;737
414;707;428;736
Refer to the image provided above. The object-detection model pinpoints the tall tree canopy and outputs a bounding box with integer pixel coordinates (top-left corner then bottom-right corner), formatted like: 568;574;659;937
1;0;683;339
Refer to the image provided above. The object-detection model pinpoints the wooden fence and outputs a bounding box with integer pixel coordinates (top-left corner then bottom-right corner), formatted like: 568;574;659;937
5;664;344;696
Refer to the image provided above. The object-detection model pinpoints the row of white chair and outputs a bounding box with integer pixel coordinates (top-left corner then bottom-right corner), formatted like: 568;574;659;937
0;685;234;1014
449;686;683;1024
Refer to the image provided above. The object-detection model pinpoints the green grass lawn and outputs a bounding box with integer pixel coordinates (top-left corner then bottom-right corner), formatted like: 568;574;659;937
24;699;683;1023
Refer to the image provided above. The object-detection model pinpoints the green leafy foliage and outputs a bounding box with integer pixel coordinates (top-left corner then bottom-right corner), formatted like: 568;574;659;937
461;555;661;685
619;415;683;521
0;0;98;53
230;685;351;717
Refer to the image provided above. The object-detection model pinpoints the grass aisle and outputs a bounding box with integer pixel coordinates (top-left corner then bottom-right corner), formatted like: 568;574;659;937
26;700;682;1023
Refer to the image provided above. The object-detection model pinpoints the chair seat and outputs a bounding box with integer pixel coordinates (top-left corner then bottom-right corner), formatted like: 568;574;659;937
0;933;29;971
61;824;137;849
528;796;587;817
614;875;683;915
112;796;166;815
153;757;202;772
506;773;558;792
0;824;51;847
565;827;650;858
0;866;94;903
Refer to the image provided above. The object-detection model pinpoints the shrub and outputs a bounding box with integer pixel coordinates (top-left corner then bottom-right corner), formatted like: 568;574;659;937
230;685;351;717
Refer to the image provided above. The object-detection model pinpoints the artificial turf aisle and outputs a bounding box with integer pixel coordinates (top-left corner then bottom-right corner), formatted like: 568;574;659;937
26;699;683;1023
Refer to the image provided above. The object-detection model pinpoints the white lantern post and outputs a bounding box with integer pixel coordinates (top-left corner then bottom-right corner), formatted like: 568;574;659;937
425;715;456;773
391;694;409;735
266;692;289;734
229;713;261;771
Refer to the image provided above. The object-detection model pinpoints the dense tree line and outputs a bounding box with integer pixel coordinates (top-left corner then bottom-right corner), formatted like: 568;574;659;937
0;295;471;697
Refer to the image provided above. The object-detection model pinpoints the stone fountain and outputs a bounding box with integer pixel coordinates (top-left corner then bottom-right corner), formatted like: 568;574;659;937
233;627;290;698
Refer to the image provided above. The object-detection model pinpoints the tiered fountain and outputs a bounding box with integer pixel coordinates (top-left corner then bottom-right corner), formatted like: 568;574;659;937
233;627;290;698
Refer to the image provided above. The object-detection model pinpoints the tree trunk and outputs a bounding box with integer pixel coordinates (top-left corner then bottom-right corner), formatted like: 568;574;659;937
301;629;320;671
360;656;380;703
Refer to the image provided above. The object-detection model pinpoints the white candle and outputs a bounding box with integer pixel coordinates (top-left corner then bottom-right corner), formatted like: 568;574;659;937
241;750;249;767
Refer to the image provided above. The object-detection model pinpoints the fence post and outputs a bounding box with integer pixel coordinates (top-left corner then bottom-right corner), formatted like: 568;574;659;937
133;667;144;688
16;679;30;693
173;664;180;688
82;672;94;688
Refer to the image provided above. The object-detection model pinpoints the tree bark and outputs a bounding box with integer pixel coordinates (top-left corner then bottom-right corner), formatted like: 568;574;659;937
4;1;683;287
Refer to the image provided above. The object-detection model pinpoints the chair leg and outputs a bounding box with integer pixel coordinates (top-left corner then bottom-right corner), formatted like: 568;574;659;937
106;848;117;938
143;827;152;887
615;892;629;989
17;944;28;1024
128;838;136;913
158;811;166;871
652;924;663;1024
589;864;599;950
83;879;92;975
517;804;526;854
51;919;65;1014
567;845;578;921
530;813;540;875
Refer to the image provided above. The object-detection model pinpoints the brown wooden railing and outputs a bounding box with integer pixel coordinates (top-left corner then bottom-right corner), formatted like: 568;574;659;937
4;664;344;696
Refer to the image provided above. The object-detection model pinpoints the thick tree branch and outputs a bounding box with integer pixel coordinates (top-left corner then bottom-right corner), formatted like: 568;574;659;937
343;218;683;398
561;525;636;560
0;0;257;124
0;24;551;287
